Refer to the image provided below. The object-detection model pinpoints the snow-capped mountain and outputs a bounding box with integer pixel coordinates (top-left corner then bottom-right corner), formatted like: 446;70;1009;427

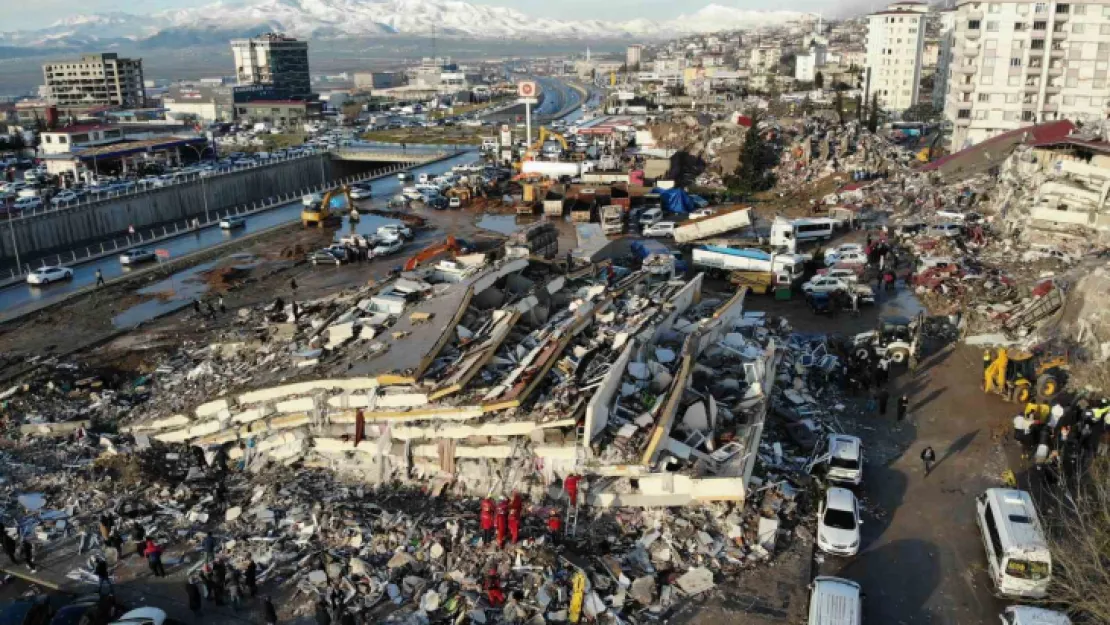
0;0;808;49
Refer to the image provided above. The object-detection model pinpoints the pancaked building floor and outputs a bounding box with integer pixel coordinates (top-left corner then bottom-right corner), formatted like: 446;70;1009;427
0;249;823;624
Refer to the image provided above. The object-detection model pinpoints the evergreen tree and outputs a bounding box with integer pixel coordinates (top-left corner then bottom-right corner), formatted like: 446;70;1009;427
868;93;881;133
729;113;777;196
814;71;824;89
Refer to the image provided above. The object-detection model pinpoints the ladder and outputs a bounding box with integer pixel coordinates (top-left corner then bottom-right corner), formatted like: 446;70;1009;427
566;422;587;537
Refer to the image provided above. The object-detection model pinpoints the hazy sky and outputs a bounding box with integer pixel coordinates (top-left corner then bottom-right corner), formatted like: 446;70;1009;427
1;0;842;31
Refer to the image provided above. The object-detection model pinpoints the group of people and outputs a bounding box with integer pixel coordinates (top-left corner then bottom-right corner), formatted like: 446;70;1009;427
185;552;259;616
1;530;36;573
192;296;227;318
476;477;580;551
1012;396;1110;484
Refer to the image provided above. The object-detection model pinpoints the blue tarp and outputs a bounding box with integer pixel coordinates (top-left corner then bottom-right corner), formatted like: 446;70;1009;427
653;187;695;214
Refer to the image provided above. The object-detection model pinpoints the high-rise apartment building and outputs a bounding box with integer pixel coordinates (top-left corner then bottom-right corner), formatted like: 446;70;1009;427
42;53;146;109
230;33;311;99
865;1;929;112
933;9;958;110
943;0;1110;149
627;45;644;70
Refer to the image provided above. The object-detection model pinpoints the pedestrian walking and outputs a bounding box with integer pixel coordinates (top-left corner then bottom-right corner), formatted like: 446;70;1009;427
897;395;909;421
876;388;890;416
290;277;298;295
2;530;18;564
227;575;243;611
218;296;226;314
186;577;202;618
95;556;113;596
144;538;166;577
131;522;145;558
95;269;105;287
76;520;94;555
865;390;877;415
244;556;258;597
264;597;278;625
920;446;937;476
21;536;35;573
203;532;216;563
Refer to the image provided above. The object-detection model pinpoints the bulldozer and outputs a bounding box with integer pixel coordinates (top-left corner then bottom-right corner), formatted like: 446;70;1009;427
302;186;351;227
983;347;1068;403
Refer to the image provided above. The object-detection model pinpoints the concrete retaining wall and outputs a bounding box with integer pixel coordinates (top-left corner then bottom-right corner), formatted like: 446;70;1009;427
0;155;337;261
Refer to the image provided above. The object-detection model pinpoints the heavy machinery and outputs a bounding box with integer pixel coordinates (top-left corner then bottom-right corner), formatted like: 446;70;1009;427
302;186;351;227
403;236;464;272
514;127;569;169
983;347;1068;403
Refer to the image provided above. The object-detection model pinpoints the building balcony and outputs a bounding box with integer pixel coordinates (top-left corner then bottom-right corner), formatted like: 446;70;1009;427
1051;29;1067;40
957;82;976;92
965;29;982;40
1050;47;1066;56
1043;103;1059;112
1047;65;1064;75
1045;83;1062;93
1029;47;1045;56
1022;101;1039;109
967;9;984;19
1053;11;1069;20
956;64;978;74
1024;83;1040;92
956;117;972;126
963;45;981;57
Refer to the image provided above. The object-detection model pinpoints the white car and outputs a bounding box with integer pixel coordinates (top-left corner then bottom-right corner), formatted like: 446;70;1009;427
690;207;717;220
51;191;80;206
642;221;677;238
26;266;74;285
821;267;861;283
220;216;245;230
1000;606;1071;625
824;243;865;261
120;248;156;265
802;276;855;295
825;250;868;266
12;197;43;211
448;197;462;209
377;224;412;240
817;487;862;556
824;434;864;486
109;607;167;625
349;185;372;200
929;223;963;238
371;238;405;257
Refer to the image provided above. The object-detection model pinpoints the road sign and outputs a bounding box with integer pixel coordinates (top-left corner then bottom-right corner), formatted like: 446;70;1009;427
517;81;537;98
155;249;170;258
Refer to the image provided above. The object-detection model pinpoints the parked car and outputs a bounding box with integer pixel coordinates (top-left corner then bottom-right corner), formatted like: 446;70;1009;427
448;197;462;209
929;223;963;238
823;243;865;262
689;207;717;220
310;246;349;265
824;434;864;487
642;221;677;238
371;238;405;258
13;197;43;211
119;248;157;265
219;216;245;230
26;266;74;285
377;224;412;240
802;276;855;295
349;184;372;200
108;608;167;625
51;191;80;206
817;487;862;556
1000;606;1071;625
825;250;868;266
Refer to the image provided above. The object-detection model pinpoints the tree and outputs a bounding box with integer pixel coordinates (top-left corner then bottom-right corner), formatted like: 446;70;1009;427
834;90;846;127
903;102;940;123
814;71;825;90
1035;459;1110;623
341;102;363;124
867;93;881;133
727;112;778;196
855;95;864;123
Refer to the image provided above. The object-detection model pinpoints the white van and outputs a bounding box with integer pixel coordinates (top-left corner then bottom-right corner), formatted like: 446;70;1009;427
1001;606;1071;625
807;576;861;625
975;488;1052;599
638;207;663;228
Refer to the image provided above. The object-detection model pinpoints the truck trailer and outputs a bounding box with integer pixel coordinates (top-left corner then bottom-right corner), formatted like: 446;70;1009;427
673;207;753;244
691;246;806;280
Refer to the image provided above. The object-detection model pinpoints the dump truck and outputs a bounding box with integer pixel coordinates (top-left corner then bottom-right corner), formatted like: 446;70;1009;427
691;246;806;281
729;270;793;294
674;207;753;244
601;205;624;235
543;189;566;217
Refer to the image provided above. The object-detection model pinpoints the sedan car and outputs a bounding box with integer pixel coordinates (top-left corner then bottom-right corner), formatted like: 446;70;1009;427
817;487;862;556
309;246;349;266
349;184;373;200
220;216;245;230
108;608;167;625
51;191;80;206
119;248;156;265
802;276;854;295
371;238;404;258
27;266;74;285
377;224;412;240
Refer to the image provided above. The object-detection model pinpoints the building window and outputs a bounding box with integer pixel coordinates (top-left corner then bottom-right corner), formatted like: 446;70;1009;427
1004;111;1019;120
1104;5;1110;17
982;74;994;84
1055;3;1069;13
969;19;982;29
1022;111;1036;121
1074;3;1085;13
1010;57;1023;66
1018;3;1029;13
987;21;999;31
975;109;989;119
43;136;52;143
1096;79;1107;88
1034;2;1046;13
1033;20;1046;30
1063;95;1076;105
1067;76;1079;87
1015;22;1027;30
1009;75;1021;85
1031;39;1045;49
989;2;1001;11
1012;40;1024;50
978;93;991;102
1073;23;1085;34
1006;93;1020;103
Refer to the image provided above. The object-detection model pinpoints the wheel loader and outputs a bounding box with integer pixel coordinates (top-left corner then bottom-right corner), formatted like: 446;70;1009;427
983;347;1068;403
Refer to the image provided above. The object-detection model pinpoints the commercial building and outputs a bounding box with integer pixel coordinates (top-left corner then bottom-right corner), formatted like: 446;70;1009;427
627;44;644;70
162;85;235;123
353;71;405;90
942;0;1110;150
864;1;928;112
230;34;312;99
234;100;317;128
42;53;146;109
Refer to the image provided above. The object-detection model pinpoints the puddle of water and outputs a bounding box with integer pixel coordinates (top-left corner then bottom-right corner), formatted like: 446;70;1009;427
112;257;259;329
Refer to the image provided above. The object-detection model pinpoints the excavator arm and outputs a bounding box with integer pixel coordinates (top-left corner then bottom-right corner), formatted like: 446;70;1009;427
403;236;460;272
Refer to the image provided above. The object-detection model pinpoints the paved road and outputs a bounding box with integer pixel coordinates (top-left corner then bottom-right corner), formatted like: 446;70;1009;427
0;153;478;316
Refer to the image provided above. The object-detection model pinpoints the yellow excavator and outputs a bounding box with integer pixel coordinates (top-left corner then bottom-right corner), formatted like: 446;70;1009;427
514;127;570;171
302;186;351;227
983;347;1068;403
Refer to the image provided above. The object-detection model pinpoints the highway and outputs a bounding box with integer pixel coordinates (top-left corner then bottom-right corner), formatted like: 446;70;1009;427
0;152;479;316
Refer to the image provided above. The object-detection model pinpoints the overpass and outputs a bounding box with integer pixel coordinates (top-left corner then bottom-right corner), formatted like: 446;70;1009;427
332;143;470;163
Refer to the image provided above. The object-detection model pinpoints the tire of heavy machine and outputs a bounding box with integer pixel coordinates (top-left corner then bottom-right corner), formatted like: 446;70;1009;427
855;347;871;361
889;348;910;364
1036;374;1059;400
1015;383;1032;404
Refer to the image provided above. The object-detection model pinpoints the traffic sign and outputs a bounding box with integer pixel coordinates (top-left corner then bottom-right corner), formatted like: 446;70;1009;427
155;249;170;258
517;81;537;98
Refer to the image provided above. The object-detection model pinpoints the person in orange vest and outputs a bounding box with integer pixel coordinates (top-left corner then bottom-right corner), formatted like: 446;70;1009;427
546;509;562;544
564;475;581;507
508;506;520;544
479;498;495;543
495;499;509;548
484;568;505;607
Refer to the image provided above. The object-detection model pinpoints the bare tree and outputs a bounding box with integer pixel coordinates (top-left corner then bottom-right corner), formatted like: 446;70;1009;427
1035;458;1110;622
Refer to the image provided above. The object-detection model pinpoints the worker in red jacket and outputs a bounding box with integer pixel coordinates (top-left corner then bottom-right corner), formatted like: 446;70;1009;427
564;475;581;507
479;498;495;543
509;492;522;517
508;506;520;544
495;499;509;548
484;568;505;607
547;509;562;544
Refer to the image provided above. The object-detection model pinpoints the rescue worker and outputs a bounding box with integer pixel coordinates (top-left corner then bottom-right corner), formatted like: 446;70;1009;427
983;350;992;374
1;530;17;564
564;475;581;507
897;395;909;421
546;509;562;543
244;556;258;597
484;568;505;607
508;505;520;544
144;538;166;577
21;536;34;573
479;498;495;543
495;499;509;548
877;388;890;417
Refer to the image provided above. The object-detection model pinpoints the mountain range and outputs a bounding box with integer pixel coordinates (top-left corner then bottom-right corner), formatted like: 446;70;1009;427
0;0;809;50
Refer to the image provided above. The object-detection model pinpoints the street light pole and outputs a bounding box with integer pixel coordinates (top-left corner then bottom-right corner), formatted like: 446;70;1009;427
7;208;20;274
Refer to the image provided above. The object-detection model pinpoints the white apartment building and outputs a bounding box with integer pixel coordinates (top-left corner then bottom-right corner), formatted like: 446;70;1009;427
42;53;146;109
934;9;958;109
627;45;644;70
749;45;783;74
865;1;929;112
943;0;1110;149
